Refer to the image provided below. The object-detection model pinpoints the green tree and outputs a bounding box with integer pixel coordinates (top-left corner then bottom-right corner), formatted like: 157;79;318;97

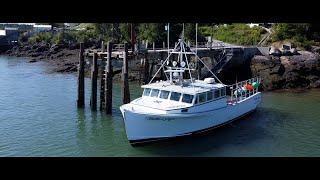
184;23;196;42
183;23;206;43
119;23;131;43
93;23;111;41
271;23;315;49
169;23;183;44
137;23;167;44
272;23;310;41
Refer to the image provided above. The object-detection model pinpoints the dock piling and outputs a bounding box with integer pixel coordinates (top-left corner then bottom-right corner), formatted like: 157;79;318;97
121;43;130;104
160;52;164;80
99;66;105;111
197;61;202;80
90;52;98;110
149;61;154;81
77;42;85;108
143;53;149;84
105;42;113;114
101;41;105;52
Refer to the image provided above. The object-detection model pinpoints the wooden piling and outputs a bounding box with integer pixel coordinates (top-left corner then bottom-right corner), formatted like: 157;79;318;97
105;42;113;114
197;60;202;80
121;43;130;104
90;52;98;111
100;41;106;110
77;42;85;108
149;61;154;81
99;65;105;111
153;42;155;51
160;52;164;80
143;53;149;84
163;41;165;49
101;41;105;52
130;23;135;52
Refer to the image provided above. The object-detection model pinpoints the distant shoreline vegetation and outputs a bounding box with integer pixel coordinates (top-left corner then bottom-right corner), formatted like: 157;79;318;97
199;24;266;46
15;23;320;50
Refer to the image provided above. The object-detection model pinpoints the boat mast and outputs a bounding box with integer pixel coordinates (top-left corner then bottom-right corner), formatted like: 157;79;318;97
148;42;180;84
167;23;170;56
181;39;195;91
196;23;198;56
182;23;185;38
148;24;223;85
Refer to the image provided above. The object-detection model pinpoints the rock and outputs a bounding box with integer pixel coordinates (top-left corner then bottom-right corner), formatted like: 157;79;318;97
29;59;37;63
68;43;79;50
56;52;65;58
49;44;60;52
21;45;31;51
251;51;320;90
269;46;281;56
56;65;77;73
311;80;320;88
30;52;41;57
31;44;39;50
290;48;298;55
311;46;320;54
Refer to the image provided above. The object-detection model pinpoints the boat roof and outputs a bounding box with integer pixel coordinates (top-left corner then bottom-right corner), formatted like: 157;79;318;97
141;80;226;95
131;96;193;111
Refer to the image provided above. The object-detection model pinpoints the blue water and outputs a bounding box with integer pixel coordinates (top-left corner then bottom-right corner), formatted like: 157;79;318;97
1;55;320;156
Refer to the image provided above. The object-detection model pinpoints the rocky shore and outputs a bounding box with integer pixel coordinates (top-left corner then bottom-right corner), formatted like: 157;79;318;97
251;50;320;90
2;42;320;91
2;42;82;73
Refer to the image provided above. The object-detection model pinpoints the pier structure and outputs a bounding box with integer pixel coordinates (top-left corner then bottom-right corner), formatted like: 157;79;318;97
78;41;133;114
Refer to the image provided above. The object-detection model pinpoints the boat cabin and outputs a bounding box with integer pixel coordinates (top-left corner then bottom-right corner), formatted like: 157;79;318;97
140;80;227;106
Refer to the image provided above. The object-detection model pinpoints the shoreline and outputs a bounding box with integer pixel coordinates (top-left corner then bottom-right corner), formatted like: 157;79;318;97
1;42;320;92
1;42;80;74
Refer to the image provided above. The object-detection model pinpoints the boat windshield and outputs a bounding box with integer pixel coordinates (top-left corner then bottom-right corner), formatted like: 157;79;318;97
199;93;207;103
150;89;160;97
159;90;170;99
143;88;151;96
182;94;194;104
207;91;213;101
170;92;181;101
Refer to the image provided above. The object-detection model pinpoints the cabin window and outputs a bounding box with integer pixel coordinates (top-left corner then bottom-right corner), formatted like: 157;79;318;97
221;88;226;97
214;89;220;98
170;92;181;101
150;89;160;97
198;93;207;103
143;88;151;96
159;90;170;99
207;91;213;101
194;96;198;104
182;94;194;104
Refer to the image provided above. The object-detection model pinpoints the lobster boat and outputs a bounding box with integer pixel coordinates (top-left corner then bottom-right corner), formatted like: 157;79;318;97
120;37;262;145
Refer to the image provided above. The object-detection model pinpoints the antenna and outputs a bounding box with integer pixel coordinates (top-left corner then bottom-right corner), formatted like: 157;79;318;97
182;23;185;39
167;23;170;56
195;23;198;55
235;75;238;103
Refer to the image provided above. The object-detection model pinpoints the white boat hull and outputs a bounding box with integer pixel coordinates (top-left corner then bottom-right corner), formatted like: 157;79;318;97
120;92;262;144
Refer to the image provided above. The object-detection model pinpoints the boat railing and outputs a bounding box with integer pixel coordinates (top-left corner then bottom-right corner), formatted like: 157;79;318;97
226;77;261;104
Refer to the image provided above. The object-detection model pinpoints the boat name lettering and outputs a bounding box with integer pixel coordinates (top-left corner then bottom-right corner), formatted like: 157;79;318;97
147;117;175;121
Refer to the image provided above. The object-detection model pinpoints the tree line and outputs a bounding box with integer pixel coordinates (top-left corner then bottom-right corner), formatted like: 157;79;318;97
72;23;206;46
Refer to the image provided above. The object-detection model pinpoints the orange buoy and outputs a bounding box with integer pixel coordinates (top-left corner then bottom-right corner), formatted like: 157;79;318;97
244;83;253;91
